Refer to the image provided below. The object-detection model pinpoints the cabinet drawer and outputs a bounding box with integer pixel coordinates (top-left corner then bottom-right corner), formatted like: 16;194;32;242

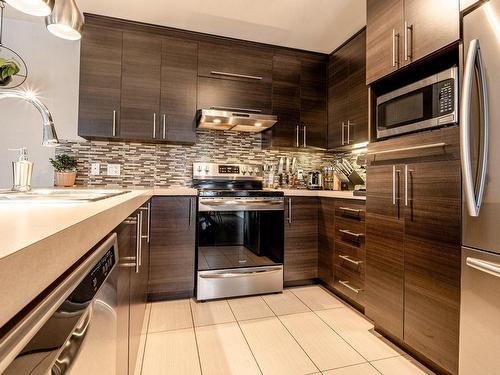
334;265;364;305
198;42;273;83
335;200;366;222
335;217;366;248
197;77;272;115
334;241;365;279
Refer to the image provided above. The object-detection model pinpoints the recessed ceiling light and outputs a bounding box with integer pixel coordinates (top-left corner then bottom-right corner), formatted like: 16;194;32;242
5;0;54;17
213;118;221;124
255;122;263;127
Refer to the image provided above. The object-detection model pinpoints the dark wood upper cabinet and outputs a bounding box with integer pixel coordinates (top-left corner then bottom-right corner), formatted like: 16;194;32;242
328;30;368;149
160;37;198;144
366;0;459;84
149;196;196;300
120;31;162;141
284;197;319;283
78;25;123;139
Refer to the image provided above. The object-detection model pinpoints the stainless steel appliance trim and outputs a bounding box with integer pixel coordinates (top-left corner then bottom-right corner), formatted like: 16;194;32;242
162;113;166;139
339;280;362;294
199;197;284;212
461;39;489;217
198;268;282;279
466;257;500;278
377;117;456;139
210;71;263;81
339;229;364;238
404;21;413;61
0;233;118;374
392;165;397;205
209;106;263;114
152;113;157;139
367;142;447;156
339;254;363;266
112;110;116;136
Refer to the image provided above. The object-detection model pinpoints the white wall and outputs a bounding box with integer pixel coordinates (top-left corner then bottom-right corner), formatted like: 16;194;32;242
0;10;82;188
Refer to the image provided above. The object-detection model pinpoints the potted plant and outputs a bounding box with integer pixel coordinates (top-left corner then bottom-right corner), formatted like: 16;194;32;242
0;58;20;87
50;154;78;187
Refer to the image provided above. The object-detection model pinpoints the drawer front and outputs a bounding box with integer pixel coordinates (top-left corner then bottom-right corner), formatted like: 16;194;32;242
335;217;366;248
198;42;273;83
197;77;272;115
334;265;364;304
334;241;365;279
335;200;366;222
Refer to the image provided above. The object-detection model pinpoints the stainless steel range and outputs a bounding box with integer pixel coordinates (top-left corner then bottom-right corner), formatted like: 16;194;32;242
193;162;284;301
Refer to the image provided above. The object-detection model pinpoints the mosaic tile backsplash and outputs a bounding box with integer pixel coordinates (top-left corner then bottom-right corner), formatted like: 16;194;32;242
57;130;364;188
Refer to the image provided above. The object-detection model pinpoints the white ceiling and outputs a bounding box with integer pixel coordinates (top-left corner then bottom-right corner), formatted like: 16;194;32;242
75;0;366;53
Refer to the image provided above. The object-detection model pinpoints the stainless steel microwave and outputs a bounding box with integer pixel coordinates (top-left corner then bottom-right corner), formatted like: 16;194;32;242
376;67;458;139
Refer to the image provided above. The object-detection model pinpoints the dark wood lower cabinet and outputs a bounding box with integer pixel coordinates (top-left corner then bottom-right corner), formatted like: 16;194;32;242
318;198;335;287
149;196;196;300
284;197;319;283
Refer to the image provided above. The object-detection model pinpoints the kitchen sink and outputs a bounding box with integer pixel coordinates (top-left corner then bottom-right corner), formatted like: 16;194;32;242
0;189;131;203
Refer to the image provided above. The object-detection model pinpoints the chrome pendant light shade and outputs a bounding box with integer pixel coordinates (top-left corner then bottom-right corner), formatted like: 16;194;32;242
4;0;54;17
45;0;84;41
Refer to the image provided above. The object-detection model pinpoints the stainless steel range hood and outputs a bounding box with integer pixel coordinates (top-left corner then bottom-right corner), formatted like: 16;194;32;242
197;108;278;133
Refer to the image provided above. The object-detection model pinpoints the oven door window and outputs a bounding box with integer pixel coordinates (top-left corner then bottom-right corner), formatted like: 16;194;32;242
198;210;284;271
377;85;433;131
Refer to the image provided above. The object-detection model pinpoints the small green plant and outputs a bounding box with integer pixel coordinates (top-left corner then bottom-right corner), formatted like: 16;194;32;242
0;57;20;85
50;154;78;172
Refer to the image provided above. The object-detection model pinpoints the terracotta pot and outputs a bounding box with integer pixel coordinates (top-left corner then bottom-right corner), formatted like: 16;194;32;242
54;171;76;187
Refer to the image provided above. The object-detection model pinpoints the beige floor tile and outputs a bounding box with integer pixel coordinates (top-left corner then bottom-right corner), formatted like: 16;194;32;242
239;316;318;375
279;312;366;371
148;299;193;333
133;334;147;375
190;299;236;327
142;329;201;375
228;296;275;321
195;322;261;375
316;308;401;361
371;356;434;374
290;286;345;311
261;290;310;316
323;363;380;375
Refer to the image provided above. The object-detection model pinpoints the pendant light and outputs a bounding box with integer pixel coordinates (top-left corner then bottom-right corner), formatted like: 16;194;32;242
45;0;84;41
4;0;54;17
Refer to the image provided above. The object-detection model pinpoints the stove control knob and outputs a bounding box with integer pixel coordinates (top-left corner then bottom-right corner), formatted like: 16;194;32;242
197;165;202;173
242;166;247;175
254;167;259;174
204;166;210;174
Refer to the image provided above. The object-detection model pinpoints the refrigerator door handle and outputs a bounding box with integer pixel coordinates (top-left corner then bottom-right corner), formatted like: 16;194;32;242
466;257;500;278
461;38;489;217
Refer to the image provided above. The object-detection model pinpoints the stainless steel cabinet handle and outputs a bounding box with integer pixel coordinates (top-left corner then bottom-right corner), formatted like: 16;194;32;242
296;125;300;147
339;206;362;218
392;166;397;205
135;211;142;272
347;120;351;144
112;110;117;136
339;280;362;294
339;255;363;266
162;114;166;139
303;125;307;147
404;165;409;207
404;21;413;61
139;202;151;243
392;29;399;67
210;71;263;81
341;122;345;145
287;198;292;224
461;39;489;217
188;198;193;227
152;113;157;139
339;229;364;238
467;257;500;278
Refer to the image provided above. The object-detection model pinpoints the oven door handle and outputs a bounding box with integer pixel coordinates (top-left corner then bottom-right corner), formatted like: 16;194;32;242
200;199;283;206
199;268;282;279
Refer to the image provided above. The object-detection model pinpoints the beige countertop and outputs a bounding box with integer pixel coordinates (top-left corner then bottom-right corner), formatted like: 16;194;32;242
0;186;197;329
269;189;366;200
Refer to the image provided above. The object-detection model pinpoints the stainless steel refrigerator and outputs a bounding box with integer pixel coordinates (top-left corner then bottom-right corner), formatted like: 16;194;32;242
460;1;500;373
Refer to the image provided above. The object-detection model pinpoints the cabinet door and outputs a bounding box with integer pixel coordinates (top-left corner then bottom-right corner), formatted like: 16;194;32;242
266;53;301;148
160;37;198;144
78;25;122;139
366;0;404;84
301;56;327;149
347;30;368;145
365;164;405;340
328;47;349;149
404;0;459;65
318;198;335;287
149;196;196;300
403;160;461;374
284;197;319;283
121;31;161;141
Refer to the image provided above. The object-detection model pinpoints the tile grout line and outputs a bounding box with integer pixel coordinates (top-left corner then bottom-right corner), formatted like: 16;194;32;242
189;299;205;375
226;298;265;375
138;304;153;375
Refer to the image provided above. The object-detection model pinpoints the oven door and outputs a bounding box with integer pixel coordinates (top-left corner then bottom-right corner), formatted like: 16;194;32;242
197;196;284;300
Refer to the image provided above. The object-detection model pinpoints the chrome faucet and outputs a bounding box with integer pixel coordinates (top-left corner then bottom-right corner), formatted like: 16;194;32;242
0;89;59;146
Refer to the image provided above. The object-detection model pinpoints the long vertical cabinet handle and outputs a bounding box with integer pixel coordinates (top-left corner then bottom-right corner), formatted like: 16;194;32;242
287;198;292;224
152;113;157;139
135;212;142;273
112;110;117;136
139;203;151;243
404;22;413;61
392;166;397;205
392;30;399;67
404;165;409;207
296;125;300;147
162;114;166;139
188;198;192;227
461;39;489;217
347;120;351;145
303;126;307;147
341;122;345;145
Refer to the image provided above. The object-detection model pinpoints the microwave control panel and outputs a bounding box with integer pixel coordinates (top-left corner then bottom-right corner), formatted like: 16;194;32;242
436;79;455;115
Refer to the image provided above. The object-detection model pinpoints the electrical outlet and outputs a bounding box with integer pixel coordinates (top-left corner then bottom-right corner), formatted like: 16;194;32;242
90;163;100;176
107;164;121;176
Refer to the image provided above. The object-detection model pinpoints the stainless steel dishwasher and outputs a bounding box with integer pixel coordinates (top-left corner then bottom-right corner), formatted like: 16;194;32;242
0;233;122;374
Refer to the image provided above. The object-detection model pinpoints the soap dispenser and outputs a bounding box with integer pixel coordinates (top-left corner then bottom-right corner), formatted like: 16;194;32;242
9;147;33;192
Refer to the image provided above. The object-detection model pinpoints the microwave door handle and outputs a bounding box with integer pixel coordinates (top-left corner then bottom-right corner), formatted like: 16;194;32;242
461;39;489;217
